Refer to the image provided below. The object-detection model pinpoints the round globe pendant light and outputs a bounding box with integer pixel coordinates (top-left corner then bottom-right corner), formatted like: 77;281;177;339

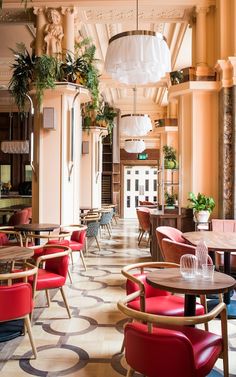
124;139;146;153
104;1;171;85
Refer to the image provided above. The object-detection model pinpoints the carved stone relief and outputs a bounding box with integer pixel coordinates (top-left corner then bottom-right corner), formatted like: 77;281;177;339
44;8;64;57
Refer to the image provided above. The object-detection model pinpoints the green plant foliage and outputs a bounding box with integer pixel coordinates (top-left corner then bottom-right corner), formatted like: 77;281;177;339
188;192;215;213
165;191;176;206
163;145;177;161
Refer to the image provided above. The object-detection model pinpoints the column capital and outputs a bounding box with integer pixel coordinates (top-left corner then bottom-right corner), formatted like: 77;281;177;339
228;56;236;85
195;6;209;15
216;59;234;88
33;7;45;16
61;7;77;17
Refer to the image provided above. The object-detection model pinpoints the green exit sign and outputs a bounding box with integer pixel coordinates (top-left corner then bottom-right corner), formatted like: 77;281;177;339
138;153;148;160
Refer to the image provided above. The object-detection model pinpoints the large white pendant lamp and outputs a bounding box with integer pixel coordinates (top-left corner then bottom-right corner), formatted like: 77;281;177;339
124;139;146;153
120;87;152;137
104;0;171;85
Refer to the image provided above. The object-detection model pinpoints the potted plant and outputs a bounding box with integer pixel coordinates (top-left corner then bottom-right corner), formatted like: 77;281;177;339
188;192;215;222
165;192;177;208
162;145;178;169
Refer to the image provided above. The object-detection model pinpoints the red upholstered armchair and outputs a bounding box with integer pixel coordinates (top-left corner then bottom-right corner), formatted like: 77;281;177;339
118;296;229;377
29;244;71;318
0;263;38;359
156;226;186;259
161;238;196;264
8;209;29;226
60;225;87;270
122;262;204;316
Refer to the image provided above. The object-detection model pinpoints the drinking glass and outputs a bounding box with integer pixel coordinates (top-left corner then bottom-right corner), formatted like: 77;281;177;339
180;254;197;279
202;264;215;280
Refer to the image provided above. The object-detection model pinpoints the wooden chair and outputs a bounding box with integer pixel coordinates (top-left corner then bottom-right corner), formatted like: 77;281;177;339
136;208;151;246
0;226;23;247
156;226;186;259
60;224;88;270
0;263;38;359
117;293;229;377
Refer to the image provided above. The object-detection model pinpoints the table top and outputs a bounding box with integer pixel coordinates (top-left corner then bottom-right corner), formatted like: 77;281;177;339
14;223;60;232
0;246;33;262
183;231;236;251
146;268;236;295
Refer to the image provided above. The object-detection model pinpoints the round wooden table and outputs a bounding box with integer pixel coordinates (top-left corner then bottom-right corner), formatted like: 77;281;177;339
14;223;60;245
147;268;236;316
183;231;236;317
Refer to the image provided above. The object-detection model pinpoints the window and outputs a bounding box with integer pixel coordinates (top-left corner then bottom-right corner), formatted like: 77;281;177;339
153;170;157;175
127;196;131;208
0;165;11;183
127;179;131;191
127;170;131;175
135;170;139;174
135;196;139;207
135;179;139;191
145;179;149;191
153;179;157;191
153;196;157;202
25;165;32;181
145;170;149;175
145;196;149;201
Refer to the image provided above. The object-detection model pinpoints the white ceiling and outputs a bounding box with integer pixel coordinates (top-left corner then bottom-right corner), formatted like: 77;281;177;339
0;0;214;118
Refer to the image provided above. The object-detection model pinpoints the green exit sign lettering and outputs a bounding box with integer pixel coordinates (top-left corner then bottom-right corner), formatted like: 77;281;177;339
138;153;148;160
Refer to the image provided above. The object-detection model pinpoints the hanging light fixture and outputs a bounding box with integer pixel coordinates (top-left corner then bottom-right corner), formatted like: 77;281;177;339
104;0;171;85
124;139;146;153
120;87;152;136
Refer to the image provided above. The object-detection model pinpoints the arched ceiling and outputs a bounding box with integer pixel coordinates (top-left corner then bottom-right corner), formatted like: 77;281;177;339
0;0;214;119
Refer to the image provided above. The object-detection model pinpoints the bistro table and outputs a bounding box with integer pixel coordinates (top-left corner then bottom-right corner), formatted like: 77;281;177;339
183;231;236;318
14;223;60;245
146;267;235;316
0;245;34;342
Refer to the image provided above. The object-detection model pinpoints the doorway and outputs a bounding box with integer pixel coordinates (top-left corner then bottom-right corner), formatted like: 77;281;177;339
123;165;157;218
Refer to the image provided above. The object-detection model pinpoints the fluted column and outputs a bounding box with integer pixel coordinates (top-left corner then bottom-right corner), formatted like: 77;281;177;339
33;7;46;56
61;7;76;55
217;59;234;218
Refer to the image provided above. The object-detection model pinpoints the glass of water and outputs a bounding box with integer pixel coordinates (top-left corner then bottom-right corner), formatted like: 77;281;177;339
180;254;198;279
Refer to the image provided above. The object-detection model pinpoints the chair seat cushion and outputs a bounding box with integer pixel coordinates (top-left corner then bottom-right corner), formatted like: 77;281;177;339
128;295;204;316
68;240;83;251
28;269;66;290
0;233;8;245
125;322;222;377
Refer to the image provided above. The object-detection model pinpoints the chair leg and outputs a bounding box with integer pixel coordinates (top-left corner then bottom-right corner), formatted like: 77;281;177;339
68;269;73;284
126;367;135;377
24;315;37;359
106;224;111;238
84;237;88;255
138;231;144;245
80;250;87;271
60;286;71;318
45;289;50;307
200;295;208;331
95;236;101;251
70;251;74;265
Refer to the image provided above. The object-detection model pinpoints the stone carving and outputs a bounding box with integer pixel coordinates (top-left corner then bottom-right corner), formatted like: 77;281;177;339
44;8;64;57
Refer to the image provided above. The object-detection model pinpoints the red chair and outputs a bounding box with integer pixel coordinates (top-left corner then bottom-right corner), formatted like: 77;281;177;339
161;238;196;264
8;209;29;226
156;226;186;259
122;261;204;316
0;263;38;359
0;226;23;247
28;244;71;318
61;225;87;270
118;296;229;377
211;219;236;270
136;209;151;246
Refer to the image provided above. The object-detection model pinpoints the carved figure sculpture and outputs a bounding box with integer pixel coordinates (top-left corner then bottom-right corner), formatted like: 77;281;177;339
44;9;64;57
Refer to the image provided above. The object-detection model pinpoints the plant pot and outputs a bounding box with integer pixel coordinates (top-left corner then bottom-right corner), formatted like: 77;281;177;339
194;210;210;223
164;160;175;169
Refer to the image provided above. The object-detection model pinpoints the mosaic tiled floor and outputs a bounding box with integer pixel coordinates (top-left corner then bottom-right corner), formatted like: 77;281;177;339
0;219;236;376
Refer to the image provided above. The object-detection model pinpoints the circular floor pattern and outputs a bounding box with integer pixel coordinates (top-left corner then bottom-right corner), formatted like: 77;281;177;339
66;294;104;309
20;344;89;376
79;268;111;278
42;315;98;336
70;280;107;291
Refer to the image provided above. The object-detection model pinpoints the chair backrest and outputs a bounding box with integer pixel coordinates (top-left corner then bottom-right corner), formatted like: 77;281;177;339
136;209;150;231
211;219;236;232
156;226;186;258
0;283;33;321
8;209;29;226
24;207;32;223
71;229;86;244
161;238;196;264
99;210;113;225
86;220;100;237
39;245;70;279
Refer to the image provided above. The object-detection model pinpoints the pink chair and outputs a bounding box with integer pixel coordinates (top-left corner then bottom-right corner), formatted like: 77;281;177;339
156;226;186;259
211;219;236;270
8;209;29;226
136;209;151;246
161;238;196;264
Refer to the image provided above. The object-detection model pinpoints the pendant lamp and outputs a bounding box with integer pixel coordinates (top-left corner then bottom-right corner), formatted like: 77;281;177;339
120;87;152;137
104;0;171;85
124;139;146;153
